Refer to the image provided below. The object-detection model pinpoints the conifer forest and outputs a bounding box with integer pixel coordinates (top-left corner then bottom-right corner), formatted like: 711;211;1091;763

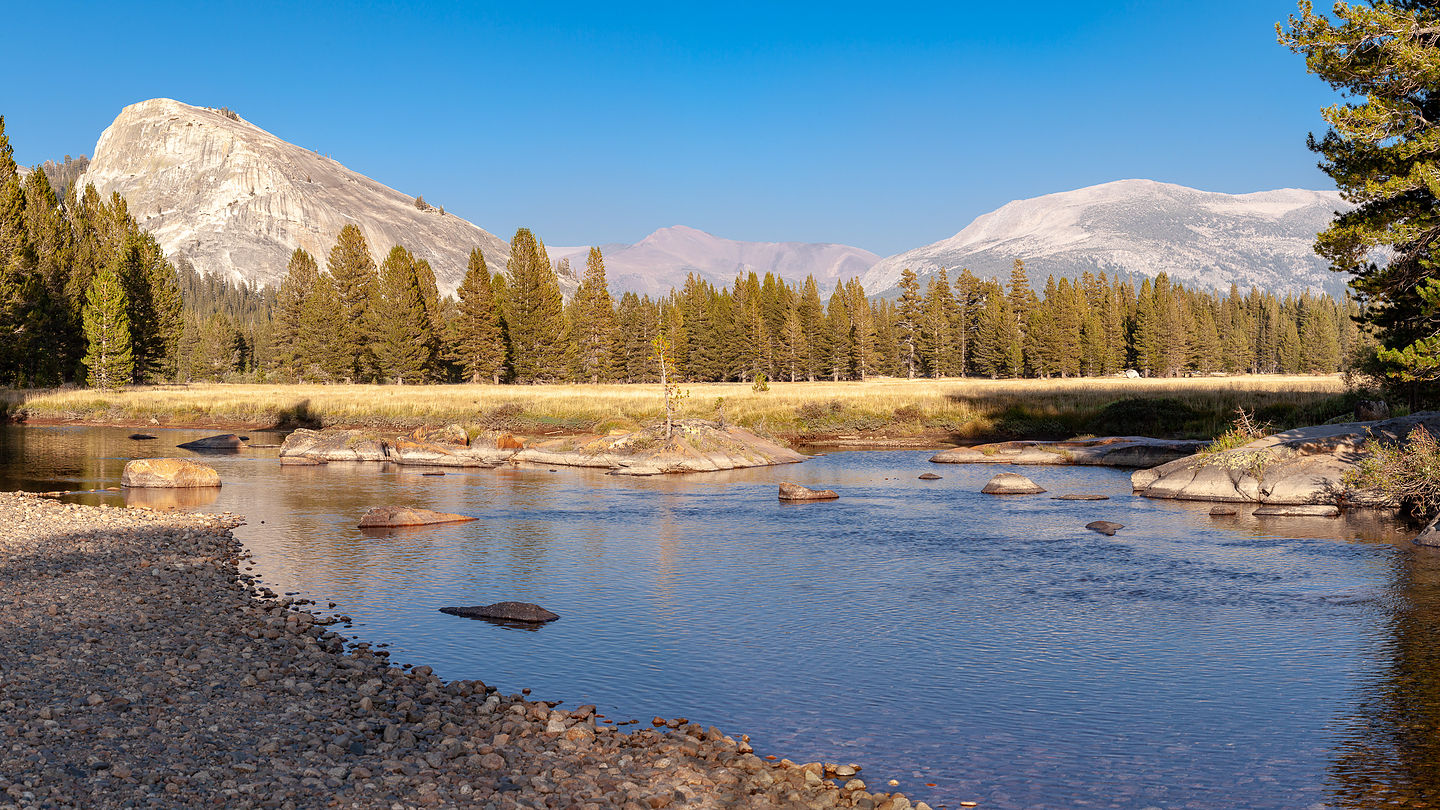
0;116;1362;391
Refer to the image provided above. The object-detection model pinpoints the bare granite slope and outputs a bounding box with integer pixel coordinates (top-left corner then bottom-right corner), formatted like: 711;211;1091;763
73;99;515;295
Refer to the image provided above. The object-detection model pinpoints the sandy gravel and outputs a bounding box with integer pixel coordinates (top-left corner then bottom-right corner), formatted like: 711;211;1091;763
0;494;922;810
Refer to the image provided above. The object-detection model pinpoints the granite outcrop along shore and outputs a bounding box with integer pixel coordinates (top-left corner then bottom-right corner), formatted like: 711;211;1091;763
0;493;922;810
279;420;805;476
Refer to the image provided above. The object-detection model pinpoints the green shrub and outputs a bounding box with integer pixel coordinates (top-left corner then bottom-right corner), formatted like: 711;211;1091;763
1345;425;1440;517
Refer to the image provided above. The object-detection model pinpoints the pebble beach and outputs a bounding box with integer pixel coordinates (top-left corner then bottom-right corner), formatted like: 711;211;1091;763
0;493;922;810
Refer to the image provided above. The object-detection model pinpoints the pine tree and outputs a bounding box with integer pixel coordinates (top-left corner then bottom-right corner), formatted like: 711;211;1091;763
503;228;567;382
797;276;826;381
571;247;619;383
825;291;851;381
374;245;439;384
843;278;876;379
896;267;923;378
1281;5;1440;381
327;224;379;381
273;248;318;376
81;265;133;389
298;272;345;380
453;248;506;383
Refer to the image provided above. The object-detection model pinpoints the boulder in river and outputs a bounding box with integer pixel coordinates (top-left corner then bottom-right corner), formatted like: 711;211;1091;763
1085;520;1125;536
128;433;156;440
1209;505;1239;516
439;602;559;623
178;433;245;451
1252;504;1341;518
918;473;942;480
357;506;477;528
981;473;1046;495
279;456;324;466
279;428;392;462
778;482;839;501
120;458;221;488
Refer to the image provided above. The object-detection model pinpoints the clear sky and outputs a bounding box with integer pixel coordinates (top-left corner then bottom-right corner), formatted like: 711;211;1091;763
4;1;1337;257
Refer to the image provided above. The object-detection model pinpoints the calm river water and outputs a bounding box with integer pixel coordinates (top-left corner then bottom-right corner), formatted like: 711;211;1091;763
4;425;1440;809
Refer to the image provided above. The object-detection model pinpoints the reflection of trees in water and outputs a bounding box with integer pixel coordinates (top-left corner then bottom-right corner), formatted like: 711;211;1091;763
1329;548;1440;808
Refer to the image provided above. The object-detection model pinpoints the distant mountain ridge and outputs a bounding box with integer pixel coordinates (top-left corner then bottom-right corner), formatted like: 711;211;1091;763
549;225;880;297
863;179;1348;296
72;98;513;295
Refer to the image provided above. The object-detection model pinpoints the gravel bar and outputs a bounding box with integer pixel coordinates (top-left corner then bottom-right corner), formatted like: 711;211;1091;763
0;494;924;810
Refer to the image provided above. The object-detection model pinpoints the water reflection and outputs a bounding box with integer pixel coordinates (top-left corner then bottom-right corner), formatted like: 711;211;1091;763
2;424;1437;809
1329;545;1440;807
124;486;220;510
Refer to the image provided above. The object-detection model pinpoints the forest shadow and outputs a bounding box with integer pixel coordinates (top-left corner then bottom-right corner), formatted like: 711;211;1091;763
273;399;321;430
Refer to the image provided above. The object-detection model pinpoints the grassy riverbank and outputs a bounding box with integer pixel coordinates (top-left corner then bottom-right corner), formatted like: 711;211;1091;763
1;376;1356;443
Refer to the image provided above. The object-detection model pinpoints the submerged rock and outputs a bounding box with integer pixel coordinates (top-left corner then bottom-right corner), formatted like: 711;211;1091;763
357;506;476;528
1085;520;1125;536
128;433;156;440
1209;505;1239;516
120;458;221;488
1054;494;1109;501
779;482;839;501
178;433;245;451
918;473;942;480
931;436;1206;469
279;456;323;466
440;602;559;623
981;473;1046;495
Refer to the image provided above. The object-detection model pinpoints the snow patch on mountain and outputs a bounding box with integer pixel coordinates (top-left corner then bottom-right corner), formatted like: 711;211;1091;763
862;179;1348;296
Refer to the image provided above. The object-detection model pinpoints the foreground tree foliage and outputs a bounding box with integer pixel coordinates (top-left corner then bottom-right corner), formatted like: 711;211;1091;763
1280;2;1440;394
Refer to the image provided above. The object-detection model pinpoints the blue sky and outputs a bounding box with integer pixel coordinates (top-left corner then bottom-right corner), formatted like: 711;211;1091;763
5;1;1336;256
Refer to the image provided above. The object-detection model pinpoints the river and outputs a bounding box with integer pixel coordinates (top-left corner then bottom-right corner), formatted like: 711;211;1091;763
3;424;1438;809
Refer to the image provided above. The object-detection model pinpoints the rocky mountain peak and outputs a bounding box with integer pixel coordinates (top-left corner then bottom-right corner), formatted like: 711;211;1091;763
73;98;513;294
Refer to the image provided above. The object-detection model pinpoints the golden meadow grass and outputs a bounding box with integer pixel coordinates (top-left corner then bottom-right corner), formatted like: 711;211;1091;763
1;375;1354;442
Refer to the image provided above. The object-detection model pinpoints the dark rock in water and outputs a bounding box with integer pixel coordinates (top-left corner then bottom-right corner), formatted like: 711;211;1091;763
1053;494;1109;501
128;433;156;440
778;482;839;501
1253;504;1341;518
421;471;445;476
1209;505;1239;516
918;473;942;480
358;506;477;528
121;458;221;488
1086;520;1125;536
1355;400;1390;421
440;602;559;623
981;473;1045;495
178;433;245;451
1415;514;1440;547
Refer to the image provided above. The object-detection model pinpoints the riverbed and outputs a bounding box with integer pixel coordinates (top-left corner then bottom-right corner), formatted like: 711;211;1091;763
3;424;1437;809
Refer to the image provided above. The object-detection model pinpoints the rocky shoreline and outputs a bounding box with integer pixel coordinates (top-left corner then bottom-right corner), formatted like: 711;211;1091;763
0;494;923;810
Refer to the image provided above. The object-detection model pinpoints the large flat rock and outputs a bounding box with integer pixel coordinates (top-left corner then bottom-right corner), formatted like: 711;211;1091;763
931;436;1206;469
1132;411;1440;507
357;506;476;528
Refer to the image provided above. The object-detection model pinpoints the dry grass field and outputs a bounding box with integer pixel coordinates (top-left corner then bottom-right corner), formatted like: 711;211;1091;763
0;375;1360;443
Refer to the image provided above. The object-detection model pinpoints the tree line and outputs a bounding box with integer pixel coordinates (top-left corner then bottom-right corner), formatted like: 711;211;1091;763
0;114;1363;390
